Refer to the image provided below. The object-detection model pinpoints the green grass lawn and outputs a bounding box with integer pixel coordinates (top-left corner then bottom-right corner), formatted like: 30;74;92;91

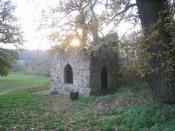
0;74;175;130
0;74;48;95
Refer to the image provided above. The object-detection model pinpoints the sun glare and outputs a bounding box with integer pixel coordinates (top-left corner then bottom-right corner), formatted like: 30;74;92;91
70;39;80;47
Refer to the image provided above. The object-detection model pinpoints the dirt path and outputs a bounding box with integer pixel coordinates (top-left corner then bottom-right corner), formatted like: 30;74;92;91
33;89;50;95
0;83;48;95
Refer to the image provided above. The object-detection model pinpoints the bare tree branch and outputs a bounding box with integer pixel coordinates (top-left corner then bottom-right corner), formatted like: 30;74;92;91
110;3;137;23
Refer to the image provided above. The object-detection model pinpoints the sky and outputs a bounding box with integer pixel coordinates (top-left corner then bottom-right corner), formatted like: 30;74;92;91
13;0;53;50
7;0;140;50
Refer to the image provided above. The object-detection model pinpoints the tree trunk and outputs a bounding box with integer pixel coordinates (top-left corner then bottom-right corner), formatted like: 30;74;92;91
136;0;175;102
80;9;87;47
92;28;99;45
82;25;87;46
90;11;99;45
136;0;165;35
91;16;99;45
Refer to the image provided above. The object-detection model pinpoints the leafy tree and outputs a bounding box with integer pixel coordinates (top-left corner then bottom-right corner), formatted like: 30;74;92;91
43;0;108;48
43;0;175;101
0;48;18;76
0;0;23;76
136;0;175;102
100;33;119;44
0;0;22;44
120;31;142;66
108;0;175;101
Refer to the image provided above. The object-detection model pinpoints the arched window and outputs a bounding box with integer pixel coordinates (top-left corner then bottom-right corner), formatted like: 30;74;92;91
101;66;107;90
64;64;73;84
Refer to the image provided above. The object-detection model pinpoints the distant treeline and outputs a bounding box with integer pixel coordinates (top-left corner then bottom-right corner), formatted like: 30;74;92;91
11;50;51;76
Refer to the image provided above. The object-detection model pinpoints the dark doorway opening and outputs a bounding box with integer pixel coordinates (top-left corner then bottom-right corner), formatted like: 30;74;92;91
64;64;73;83
101;66;107;90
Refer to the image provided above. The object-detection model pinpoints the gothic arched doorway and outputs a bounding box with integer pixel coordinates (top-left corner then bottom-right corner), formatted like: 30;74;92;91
101;66;107;90
64;64;73;84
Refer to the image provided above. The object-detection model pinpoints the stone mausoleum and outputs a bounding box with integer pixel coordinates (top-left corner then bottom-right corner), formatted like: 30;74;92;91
50;43;119;96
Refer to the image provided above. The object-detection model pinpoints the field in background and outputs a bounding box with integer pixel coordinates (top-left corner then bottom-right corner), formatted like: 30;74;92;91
0;74;175;130
0;74;48;95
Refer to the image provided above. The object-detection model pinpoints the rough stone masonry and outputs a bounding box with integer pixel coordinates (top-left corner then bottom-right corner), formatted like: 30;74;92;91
50;43;119;96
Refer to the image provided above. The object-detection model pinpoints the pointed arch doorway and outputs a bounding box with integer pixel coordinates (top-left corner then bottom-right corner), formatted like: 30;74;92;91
101;66;108;90
64;64;73;84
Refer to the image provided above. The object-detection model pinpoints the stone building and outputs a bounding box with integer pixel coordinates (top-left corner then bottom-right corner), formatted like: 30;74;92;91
50;43;119;96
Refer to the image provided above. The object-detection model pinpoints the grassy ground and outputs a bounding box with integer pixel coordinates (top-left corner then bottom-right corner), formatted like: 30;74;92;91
0;74;175;130
0;74;48;95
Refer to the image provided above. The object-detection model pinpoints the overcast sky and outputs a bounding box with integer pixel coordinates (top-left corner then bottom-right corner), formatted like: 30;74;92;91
12;0;52;50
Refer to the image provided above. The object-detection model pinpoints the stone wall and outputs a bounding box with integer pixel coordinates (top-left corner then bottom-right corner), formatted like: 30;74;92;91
90;45;119;95
50;44;119;96
50;49;91;96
